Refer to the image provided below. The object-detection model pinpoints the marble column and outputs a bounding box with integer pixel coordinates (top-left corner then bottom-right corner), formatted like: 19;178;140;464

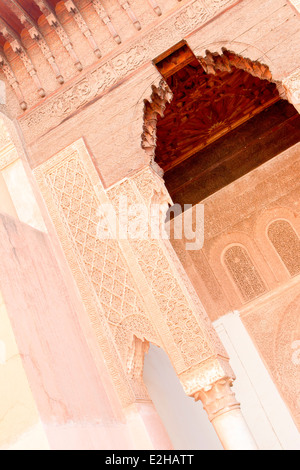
194;378;258;450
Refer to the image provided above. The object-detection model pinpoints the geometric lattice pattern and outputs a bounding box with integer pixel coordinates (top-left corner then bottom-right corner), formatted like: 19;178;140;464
46;154;147;326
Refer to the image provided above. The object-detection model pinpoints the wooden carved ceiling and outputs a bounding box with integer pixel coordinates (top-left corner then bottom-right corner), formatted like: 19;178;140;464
155;45;281;172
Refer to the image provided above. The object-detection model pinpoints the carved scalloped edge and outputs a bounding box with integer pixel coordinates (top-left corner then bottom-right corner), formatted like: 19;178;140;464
198;48;287;99
141;80;173;174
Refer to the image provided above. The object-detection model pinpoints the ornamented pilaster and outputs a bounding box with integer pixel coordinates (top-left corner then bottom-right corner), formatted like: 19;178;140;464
107;165;234;391
194;377;239;421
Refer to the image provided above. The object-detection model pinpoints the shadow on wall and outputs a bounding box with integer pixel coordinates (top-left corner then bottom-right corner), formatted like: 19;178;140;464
143;344;223;450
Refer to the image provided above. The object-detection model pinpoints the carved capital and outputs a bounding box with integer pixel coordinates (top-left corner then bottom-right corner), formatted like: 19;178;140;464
194;377;240;421
283;68;300;107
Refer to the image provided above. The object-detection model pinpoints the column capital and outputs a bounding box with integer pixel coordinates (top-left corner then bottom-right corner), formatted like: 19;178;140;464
194;377;240;422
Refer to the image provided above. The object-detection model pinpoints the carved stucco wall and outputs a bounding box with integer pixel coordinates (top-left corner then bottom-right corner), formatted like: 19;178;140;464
241;287;300;430
2;0;299;426
170;142;300;429
34;138;233;406
14;0;240;130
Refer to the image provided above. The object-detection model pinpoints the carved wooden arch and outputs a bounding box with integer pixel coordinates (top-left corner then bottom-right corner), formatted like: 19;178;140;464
197;48;286;97
141;80;173;176
141;48;288;175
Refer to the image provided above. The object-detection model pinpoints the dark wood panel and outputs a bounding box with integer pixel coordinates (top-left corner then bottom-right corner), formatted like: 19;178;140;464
164;100;300;206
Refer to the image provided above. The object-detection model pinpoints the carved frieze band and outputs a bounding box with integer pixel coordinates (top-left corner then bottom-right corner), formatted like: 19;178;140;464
34;138;233;402
19;0;238;141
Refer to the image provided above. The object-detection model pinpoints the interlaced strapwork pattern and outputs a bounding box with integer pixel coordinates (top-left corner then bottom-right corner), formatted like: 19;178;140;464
46;155;147;327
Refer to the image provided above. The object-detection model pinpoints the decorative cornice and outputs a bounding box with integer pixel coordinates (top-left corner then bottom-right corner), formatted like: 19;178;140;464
18;0;238;141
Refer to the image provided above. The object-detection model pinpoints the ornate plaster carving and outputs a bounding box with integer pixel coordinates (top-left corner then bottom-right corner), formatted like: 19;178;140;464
141;80;173;176
19;0;238;140
0;53;27;111
283;68;300;109
34;138;234;405
107;166;231;377
4;0;64;84
0;117;18;170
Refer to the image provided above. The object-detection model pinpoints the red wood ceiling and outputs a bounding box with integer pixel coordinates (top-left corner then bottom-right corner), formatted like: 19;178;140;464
0;0;60;46
155;59;280;172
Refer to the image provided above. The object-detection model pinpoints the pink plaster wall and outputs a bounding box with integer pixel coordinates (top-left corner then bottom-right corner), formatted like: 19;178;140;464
0;213;134;449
